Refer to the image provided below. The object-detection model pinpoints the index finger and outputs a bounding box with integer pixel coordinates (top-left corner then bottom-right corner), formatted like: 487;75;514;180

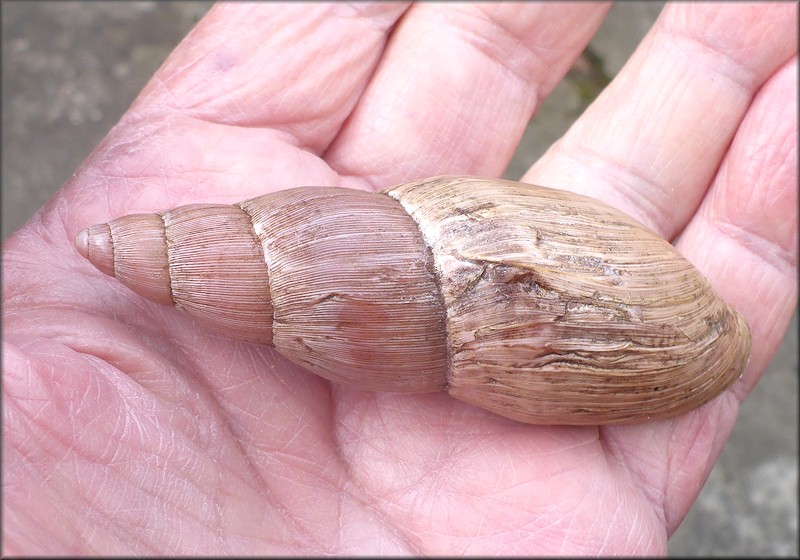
525;2;797;240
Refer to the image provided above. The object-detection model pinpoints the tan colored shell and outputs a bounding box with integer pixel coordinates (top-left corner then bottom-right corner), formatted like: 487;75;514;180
75;176;751;424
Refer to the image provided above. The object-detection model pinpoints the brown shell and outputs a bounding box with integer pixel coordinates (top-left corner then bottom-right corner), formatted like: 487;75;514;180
75;176;751;425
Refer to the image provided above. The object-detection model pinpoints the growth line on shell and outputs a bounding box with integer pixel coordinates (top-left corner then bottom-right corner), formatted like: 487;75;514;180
382;190;455;393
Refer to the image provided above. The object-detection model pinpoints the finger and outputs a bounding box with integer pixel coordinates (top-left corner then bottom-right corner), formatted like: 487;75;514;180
126;1;410;153
53;2;410;236
677;57;798;400
606;59;798;535
324;2;611;186
524;2;797;240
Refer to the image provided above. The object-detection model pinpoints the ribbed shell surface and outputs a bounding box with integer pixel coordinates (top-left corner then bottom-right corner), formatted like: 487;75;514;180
76;176;751;425
240;187;449;392
386;177;750;424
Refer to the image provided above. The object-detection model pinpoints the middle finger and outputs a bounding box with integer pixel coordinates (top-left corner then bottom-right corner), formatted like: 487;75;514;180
324;2;611;187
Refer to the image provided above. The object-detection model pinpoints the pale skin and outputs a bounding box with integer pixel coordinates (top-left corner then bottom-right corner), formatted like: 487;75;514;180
3;1;797;555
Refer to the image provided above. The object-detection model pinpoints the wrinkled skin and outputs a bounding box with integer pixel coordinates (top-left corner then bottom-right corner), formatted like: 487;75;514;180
3;2;797;555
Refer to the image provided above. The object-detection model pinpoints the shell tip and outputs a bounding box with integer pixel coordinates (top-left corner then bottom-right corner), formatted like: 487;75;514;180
75;224;115;277
75;228;90;259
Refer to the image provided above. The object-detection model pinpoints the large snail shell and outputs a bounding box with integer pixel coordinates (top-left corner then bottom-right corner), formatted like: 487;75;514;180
75;176;751;425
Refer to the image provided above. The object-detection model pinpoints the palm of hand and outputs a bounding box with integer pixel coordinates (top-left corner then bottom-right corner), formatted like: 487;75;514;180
3;3;796;555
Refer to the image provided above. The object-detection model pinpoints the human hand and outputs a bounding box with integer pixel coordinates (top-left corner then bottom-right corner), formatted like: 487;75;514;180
3;2;796;555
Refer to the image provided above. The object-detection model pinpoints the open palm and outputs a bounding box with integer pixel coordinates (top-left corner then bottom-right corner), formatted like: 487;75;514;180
4;3;797;555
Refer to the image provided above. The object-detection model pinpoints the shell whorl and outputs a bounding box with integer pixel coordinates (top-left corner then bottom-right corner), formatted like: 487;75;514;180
76;176;751;425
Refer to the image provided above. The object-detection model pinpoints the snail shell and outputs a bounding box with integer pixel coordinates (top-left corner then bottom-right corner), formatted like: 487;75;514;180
75;176;751;424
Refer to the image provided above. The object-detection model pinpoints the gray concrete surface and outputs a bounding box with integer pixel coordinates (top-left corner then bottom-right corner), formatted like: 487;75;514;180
3;1;797;556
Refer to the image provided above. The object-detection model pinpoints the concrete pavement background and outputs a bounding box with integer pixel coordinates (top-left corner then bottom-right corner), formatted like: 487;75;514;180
3;2;797;555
